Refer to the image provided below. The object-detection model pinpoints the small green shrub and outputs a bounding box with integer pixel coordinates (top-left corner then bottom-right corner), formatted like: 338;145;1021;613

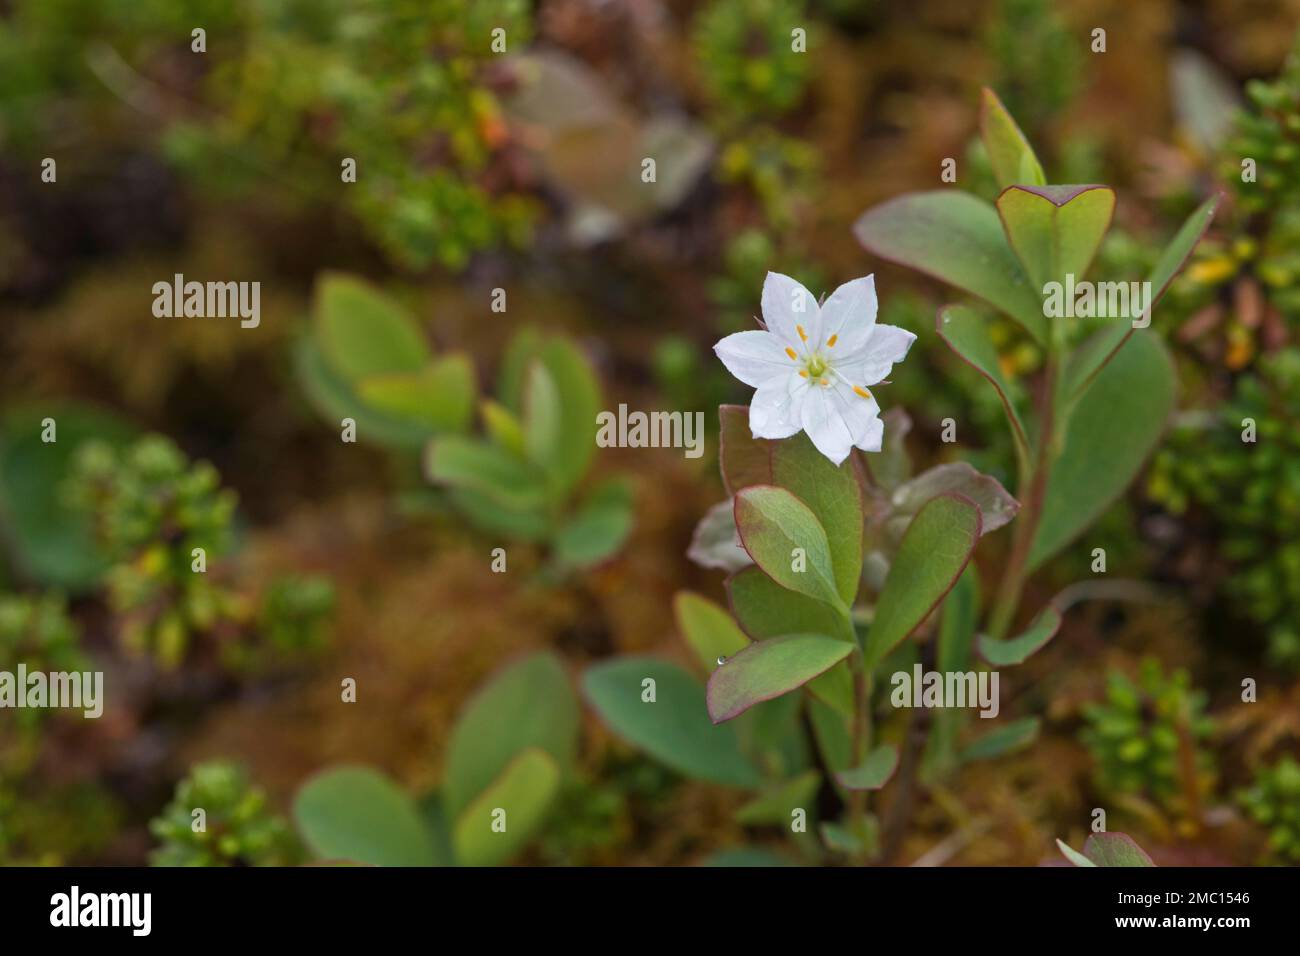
68;434;241;666
1237;756;1300;863
0;592;87;735
1080;658;1215;813
692;0;812;123
1148;350;1300;668
150;761;300;867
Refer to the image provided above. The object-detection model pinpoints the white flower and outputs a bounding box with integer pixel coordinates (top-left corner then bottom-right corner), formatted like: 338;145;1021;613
713;272;916;466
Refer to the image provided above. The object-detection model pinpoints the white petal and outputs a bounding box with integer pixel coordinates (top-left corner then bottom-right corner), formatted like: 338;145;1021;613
761;271;821;352
855;414;885;453
751;375;806;439
714;330;793;388
799;385;857;465
827;378;882;447
819;275;877;355
836;324;917;386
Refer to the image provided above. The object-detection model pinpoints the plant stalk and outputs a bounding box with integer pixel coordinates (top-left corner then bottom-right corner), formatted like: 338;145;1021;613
988;358;1059;639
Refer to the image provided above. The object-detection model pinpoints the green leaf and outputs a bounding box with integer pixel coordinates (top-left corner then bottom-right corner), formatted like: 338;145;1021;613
1063;320;1135;400
834;744;899;791
0;404;137;590
961;716;1039;762
725;568;854;715
719;405;772;495
995;184;1115;290
820;821;868;855
534;338;601;496
922;565;980;780
1062;197;1215;401
445;488;552;542
887;461;1020;539
582;658;761;787
294;766;440;866
735;770;822;826
1029;332;1176;569
452;749;561;867
425;436;550;513
808;697;854;779
443;652;578;820
1081;832;1156;867
977;605;1063;666
864;494;982;670
1147;193;1221;311
675;592;750;673
1056;838;1097;867
497;327;544;413
871;407;913;492
480;399;527;457
854;191;1046;341
771;432;865;604
313;273;429;382
416;791;455;865
522;361;564;484
979;87;1046;188
735;691;809;772
355;354;477;433
688;499;753;572
552;477;633;568
936;565;979;675
936;305;1030;455
295;338;433;450
726;566;846;641
734;486;843;609
707;634;854;723
805;662;856;718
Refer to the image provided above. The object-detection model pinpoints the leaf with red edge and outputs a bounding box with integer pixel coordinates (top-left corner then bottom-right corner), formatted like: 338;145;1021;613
734;486;843;609
863;493;982;669
707;633;853;723
979;87;1046;189
854;191;1045;341
996;184;1115;290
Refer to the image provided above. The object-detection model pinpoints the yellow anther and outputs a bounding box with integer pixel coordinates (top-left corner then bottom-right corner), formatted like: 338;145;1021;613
827;334;838;347
853;386;872;399
797;325;808;342
785;347;797;360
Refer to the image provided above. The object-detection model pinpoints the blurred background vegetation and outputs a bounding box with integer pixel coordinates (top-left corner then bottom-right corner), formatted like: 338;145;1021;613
0;0;1297;866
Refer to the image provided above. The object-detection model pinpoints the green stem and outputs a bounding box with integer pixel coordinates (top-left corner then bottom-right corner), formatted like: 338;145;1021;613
848;658;873;862
988;356;1059;640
